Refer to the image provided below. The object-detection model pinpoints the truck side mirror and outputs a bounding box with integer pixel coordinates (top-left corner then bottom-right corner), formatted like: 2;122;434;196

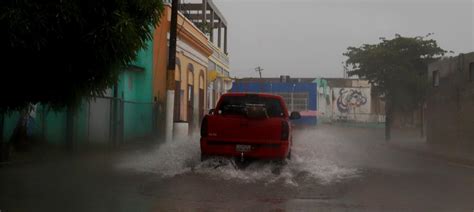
290;111;301;120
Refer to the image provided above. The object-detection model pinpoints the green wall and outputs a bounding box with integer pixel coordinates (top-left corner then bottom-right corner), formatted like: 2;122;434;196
118;39;154;140
2;111;20;142
2;39;156;145
30;103;88;145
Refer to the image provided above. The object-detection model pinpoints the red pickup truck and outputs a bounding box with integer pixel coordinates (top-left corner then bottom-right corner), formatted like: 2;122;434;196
200;93;301;162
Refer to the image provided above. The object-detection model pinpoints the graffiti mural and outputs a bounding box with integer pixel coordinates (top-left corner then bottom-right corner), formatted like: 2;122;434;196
336;88;368;113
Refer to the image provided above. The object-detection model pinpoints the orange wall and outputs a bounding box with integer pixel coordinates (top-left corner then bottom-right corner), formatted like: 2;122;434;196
152;5;212;122
152;7;170;102
175;52;208;121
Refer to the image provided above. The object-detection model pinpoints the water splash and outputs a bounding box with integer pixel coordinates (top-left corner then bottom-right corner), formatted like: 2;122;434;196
117;131;359;186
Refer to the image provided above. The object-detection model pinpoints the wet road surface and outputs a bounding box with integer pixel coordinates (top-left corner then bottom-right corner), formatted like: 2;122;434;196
1;125;474;211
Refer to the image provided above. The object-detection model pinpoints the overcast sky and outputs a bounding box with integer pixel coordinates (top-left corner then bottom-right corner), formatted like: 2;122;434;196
212;0;474;78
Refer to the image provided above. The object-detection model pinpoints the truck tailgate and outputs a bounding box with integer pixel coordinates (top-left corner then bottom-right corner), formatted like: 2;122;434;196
207;115;283;143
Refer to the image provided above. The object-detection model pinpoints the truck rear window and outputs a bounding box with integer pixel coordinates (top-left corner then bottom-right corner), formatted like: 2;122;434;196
217;95;285;117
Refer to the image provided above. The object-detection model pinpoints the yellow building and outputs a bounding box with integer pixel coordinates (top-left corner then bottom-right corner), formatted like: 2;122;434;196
152;1;229;135
152;4;213;134
179;0;232;110
207;42;232;109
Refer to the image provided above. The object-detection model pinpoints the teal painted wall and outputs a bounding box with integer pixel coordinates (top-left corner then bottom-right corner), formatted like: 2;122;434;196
32;105;45;140
2;106;69;145
30;103;88;145
313;78;329;96
2;112;20;142
2;39;155;145
43;109;67;144
118;39;154;140
313;78;331;124
73;101;89;143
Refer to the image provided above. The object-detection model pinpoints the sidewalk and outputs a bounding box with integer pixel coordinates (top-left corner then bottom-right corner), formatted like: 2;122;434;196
0;136;162;167
389;128;474;167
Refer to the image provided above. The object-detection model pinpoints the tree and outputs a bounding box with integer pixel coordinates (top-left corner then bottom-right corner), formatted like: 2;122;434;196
0;0;164;112
343;34;446;140
0;0;164;158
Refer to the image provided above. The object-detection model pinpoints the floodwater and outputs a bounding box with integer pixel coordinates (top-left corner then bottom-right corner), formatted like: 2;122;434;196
117;127;360;187
2;125;474;211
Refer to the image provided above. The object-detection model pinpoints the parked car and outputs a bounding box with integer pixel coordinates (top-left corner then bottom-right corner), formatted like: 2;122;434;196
200;93;301;162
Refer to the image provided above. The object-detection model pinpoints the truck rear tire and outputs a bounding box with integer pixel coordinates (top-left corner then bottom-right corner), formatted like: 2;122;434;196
200;154;208;162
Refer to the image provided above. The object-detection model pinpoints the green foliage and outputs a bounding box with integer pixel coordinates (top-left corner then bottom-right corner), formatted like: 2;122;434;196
0;0;164;112
343;34;446;112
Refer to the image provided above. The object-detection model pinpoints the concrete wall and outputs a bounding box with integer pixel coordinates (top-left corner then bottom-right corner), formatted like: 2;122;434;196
88;98;111;144
426;52;474;145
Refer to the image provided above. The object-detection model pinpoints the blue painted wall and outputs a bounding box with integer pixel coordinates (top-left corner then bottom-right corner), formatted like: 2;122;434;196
230;82;318;125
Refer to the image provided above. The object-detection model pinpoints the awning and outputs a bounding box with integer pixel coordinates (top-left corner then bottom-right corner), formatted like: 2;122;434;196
208;70;218;82
208;70;234;90
222;76;233;82
208;70;233;82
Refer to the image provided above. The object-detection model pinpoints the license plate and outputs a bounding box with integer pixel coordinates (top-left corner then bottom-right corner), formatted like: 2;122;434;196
236;144;251;152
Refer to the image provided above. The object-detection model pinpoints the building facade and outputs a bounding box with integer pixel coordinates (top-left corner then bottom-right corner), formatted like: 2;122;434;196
179;0;232;113
231;77;318;126
425;52;474;145
207;42;232;110
153;1;229;136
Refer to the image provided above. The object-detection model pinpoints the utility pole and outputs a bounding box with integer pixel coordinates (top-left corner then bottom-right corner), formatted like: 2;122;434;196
165;0;179;142
255;66;263;78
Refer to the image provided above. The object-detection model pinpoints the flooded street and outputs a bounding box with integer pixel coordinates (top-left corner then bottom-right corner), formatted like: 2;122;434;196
1;125;474;211
3;0;473;211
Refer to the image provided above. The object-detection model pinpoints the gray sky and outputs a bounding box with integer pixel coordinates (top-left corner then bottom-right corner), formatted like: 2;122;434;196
213;0;474;78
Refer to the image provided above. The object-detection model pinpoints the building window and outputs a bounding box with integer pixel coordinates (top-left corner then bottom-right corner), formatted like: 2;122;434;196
292;92;309;111
188;85;193;102
470;63;474;82
433;70;440;87
180;90;185;121
273;92;308;112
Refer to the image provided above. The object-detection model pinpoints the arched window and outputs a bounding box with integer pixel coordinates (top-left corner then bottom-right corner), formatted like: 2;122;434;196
199;70;205;90
186;63;195;124
198;70;206;119
175;58;181;81
187;64;194;86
